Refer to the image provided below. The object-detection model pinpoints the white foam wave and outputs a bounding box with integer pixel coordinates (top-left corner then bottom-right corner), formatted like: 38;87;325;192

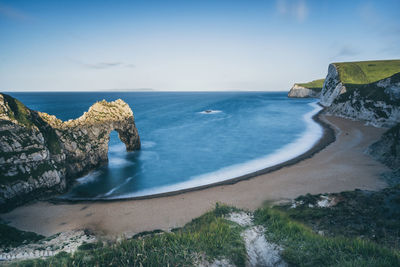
109;102;323;199
108;157;133;167
103;176;134;197
76;171;101;184
142;141;156;149
199;109;222;114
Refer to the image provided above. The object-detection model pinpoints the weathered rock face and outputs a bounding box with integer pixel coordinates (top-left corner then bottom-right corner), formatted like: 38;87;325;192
320;64;347;107
288;84;321;98
0;94;140;211
44;99;141;177
367;123;400;170
320;64;400;127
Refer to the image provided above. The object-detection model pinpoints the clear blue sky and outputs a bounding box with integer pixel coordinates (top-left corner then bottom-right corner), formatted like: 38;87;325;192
0;0;399;91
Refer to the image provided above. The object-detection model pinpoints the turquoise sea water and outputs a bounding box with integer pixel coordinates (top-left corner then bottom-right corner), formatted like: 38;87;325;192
7;92;322;199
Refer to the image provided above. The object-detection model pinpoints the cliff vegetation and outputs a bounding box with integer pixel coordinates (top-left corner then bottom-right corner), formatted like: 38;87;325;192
334;59;400;85
296;79;325;92
287;79;325;98
320;60;400;127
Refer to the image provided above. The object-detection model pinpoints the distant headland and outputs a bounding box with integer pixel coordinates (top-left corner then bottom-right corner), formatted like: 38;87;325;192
289;59;400;127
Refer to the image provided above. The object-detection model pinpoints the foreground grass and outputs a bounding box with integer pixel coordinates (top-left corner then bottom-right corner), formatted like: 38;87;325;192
334;59;400;85
10;204;246;267
5;189;400;266
254;206;400;266
297;79;325;91
274;186;400;249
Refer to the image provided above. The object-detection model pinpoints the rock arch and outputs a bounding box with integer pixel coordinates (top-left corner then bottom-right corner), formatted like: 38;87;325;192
111;119;141;152
0;95;140;210
50;99;141;177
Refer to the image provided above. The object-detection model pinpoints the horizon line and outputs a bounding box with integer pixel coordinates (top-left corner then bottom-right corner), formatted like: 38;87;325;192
2;89;290;93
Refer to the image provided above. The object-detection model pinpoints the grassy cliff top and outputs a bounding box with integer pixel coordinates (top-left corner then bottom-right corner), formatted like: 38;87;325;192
297;79;325;91
336;72;400;105
0;93;34;128
333;59;400;84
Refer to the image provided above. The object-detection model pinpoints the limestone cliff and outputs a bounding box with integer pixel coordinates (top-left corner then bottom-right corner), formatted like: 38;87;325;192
320;64;400;127
288;84;321;98
320;64;347;106
0;94;140;211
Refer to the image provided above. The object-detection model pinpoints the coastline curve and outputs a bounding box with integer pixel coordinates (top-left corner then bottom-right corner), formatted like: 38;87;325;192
54;102;336;203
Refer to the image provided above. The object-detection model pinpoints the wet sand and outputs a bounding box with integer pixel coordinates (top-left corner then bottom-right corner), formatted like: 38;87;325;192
0;115;389;237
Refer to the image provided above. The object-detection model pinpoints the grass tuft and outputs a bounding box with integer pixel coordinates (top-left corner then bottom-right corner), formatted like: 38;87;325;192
254;206;400;266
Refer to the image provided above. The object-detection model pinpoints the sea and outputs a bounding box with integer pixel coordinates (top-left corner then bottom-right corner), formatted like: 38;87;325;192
7;92;322;200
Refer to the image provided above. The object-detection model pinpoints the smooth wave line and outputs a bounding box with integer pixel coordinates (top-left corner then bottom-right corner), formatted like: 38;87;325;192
109;102;323;199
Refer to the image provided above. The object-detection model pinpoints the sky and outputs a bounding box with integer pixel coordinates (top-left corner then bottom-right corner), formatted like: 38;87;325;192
0;0;399;91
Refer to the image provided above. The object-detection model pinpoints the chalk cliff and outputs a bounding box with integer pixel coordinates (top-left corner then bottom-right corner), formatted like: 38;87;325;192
320;64;347;107
320;64;400;127
0;94;140;211
288;84;321;98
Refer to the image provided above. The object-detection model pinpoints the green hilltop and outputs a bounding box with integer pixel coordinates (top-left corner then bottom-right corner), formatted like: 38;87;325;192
297;79;325;92
293;59;400;94
333;59;400;85
337;71;400;105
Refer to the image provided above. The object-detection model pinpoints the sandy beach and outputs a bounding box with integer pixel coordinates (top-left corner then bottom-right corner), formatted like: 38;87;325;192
0;115;389;238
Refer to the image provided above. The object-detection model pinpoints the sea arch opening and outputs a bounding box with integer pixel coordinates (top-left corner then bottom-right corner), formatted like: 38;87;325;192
107;130;127;156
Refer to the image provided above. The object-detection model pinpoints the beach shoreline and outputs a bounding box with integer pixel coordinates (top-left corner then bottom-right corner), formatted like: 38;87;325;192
0;114;389;237
53;107;335;203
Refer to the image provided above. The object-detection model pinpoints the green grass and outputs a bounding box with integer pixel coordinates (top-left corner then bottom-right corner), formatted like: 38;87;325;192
0;223;44;249
254;206;400;266
297;79;325;92
334;59;400;85
11;204;246;267
31;112;62;154
335;72;400;104
274;186;400;249
4;199;400;266
0;94;62;155
1;93;34;128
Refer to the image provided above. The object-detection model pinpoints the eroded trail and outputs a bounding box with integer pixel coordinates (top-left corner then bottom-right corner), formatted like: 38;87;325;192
227;212;287;267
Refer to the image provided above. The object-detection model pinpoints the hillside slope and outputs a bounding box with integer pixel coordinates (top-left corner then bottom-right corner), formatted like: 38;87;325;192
334;59;400;84
320;60;400;127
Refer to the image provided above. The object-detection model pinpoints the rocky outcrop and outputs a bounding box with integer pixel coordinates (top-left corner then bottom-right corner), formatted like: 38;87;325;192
320;64;400;127
0;94;140;211
320;64;347;106
0;230;96;261
367;123;400;170
288;84;321;98
43;99;140;177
